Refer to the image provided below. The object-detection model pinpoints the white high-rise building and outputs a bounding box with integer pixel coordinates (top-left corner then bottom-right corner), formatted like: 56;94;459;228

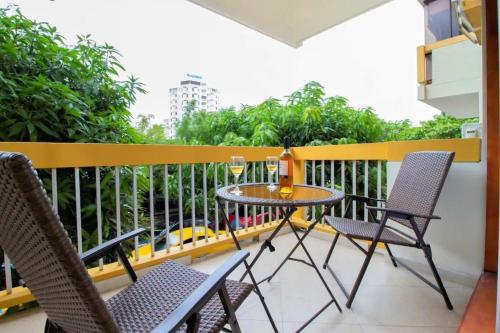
165;74;220;138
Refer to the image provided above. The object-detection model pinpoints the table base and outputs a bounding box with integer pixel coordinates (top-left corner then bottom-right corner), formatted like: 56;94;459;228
217;199;342;333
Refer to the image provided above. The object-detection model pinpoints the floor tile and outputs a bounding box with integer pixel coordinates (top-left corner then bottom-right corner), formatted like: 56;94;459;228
283;321;364;333
351;285;471;327
360;325;457;333
0;308;46;333
0;232;475;333
238;319;283;333
236;281;283;322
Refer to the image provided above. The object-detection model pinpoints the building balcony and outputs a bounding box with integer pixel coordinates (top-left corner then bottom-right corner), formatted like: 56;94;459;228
0;139;484;332
416;35;481;119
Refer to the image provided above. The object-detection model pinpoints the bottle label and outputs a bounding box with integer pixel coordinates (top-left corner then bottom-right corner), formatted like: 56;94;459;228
279;160;288;176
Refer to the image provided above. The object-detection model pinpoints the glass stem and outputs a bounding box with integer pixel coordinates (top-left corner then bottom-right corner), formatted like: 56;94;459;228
235;175;239;191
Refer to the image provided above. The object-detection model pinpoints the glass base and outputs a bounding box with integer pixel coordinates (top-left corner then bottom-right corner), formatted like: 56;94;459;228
230;188;243;195
267;184;277;192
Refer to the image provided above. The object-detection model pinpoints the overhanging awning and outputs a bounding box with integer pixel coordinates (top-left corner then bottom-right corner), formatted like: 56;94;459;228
187;0;393;47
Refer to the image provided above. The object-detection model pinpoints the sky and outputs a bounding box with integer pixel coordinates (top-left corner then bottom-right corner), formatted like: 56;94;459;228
6;0;439;124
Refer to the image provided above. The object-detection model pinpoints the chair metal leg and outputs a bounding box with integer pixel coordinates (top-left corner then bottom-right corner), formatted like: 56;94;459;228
219;285;242;333
423;245;453;310
345;213;389;309
44;320;62;333
323;232;340;269
116;245;138;282
345;239;377;309
384;243;398;268
186;312;201;333
405;216;453;310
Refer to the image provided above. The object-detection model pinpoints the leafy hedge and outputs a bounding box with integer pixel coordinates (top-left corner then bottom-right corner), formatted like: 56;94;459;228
175;81;477;147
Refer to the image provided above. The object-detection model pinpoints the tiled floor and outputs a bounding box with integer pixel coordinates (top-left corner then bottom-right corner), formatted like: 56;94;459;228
0;231;473;333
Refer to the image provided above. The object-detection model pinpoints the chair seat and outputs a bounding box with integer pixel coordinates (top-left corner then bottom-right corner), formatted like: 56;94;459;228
106;261;253;333
325;216;414;247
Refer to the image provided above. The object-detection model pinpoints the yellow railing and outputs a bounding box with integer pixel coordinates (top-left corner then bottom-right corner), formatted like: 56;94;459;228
0;138;480;168
0;138;481;308
292;138;480;162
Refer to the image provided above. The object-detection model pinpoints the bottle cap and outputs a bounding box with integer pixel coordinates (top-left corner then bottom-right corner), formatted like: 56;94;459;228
284;136;290;149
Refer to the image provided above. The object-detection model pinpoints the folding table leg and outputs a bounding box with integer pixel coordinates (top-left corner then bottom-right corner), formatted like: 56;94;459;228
216;198;280;333
286;218;342;312
238;207;296;282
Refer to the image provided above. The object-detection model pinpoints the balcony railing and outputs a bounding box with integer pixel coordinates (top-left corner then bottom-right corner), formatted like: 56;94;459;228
417;34;469;85
0;138;480;310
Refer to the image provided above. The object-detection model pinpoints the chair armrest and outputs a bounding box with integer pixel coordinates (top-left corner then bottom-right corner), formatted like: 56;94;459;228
150;251;250;333
366;206;440;220
346;194;386;204
80;228;146;265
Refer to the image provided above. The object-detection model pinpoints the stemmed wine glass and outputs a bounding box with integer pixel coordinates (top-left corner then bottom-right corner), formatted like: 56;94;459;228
266;156;278;191
230;156;245;195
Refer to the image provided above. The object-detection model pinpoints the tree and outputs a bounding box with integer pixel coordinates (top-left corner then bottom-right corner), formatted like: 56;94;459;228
176;81;387;147
134;114;172;144
0;7;148;275
175;82;478;147
388;114;477;140
0;7;145;143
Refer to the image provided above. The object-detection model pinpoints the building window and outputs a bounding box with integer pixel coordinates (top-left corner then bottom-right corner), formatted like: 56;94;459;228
424;0;459;43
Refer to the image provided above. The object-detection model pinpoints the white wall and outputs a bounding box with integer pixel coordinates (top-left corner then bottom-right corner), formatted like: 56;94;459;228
387;160;486;280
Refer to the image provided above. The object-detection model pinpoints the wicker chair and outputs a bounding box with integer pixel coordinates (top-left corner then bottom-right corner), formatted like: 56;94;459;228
0;152;253;333
323;151;454;310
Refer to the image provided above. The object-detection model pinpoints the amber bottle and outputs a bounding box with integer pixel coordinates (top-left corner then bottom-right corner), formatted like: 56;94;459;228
279;137;293;192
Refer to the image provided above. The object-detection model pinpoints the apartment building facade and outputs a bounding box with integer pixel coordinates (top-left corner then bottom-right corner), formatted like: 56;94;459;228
165;74;219;138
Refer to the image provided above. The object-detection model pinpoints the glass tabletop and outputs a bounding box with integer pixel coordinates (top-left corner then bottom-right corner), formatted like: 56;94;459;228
216;183;344;207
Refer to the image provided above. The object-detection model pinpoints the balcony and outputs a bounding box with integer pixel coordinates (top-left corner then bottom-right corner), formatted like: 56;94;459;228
416;35;481;118
0;139;482;332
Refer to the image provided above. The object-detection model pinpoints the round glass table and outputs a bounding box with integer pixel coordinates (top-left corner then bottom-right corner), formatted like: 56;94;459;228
216;183;345;333
216;183;344;207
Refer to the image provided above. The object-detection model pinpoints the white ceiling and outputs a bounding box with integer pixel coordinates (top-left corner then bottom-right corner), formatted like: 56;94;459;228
187;0;393;47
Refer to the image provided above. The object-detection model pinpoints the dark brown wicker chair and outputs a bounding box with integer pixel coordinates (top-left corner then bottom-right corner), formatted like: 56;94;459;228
323;151;455;310
0;152;253;333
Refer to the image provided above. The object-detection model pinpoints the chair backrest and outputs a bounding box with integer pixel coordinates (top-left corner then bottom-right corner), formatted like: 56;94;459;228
0;152;119;333
386;151;454;235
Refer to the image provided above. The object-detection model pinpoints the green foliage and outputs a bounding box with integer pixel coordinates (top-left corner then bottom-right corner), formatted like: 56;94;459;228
175;81;478;147
387;114;478;140
0;7;147;279
134;114;172;144
176;82;388;147
0;7;145;143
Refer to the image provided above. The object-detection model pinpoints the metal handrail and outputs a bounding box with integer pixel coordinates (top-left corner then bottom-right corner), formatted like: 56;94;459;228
452;0;479;44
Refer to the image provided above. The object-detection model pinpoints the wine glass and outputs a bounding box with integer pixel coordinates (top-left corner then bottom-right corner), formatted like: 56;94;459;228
266;156;278;191
230;156;245;195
